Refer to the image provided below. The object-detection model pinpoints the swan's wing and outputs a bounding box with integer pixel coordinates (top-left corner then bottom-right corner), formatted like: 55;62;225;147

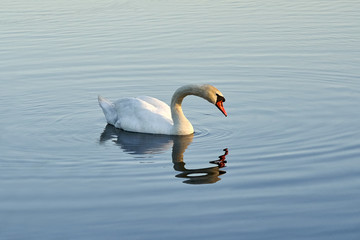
137;96;171;120
113;97;173;134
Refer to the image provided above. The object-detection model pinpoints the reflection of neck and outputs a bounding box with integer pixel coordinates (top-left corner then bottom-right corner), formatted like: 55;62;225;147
172;135;227;185
172;134;194;169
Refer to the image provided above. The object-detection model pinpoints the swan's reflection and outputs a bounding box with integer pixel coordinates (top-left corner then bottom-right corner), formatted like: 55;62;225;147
100;124;228;184
100;124;173;155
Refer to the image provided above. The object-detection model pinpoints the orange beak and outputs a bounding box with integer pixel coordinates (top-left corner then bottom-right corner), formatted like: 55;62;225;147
216;100;227;117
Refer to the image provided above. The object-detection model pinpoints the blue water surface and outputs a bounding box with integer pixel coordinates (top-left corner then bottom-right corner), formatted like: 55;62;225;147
1;1;360;239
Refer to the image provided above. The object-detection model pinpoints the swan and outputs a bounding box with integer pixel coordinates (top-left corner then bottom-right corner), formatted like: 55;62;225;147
98;84;227;135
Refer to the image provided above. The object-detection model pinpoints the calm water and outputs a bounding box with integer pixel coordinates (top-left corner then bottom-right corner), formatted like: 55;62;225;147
1;0;360;239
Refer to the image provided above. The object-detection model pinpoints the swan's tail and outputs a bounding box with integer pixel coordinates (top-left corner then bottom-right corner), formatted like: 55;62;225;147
98;95;118;125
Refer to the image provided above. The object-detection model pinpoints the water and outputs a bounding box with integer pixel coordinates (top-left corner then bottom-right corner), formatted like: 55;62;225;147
1;0;360;239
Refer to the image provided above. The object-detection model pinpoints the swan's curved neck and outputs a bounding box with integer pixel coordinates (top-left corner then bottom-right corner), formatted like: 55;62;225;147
170;85;206;135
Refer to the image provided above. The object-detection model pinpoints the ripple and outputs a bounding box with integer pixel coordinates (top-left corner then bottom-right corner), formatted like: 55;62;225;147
195;121;235;142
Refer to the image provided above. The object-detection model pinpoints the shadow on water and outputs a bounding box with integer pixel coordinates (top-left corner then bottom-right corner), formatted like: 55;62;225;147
99;124;228;184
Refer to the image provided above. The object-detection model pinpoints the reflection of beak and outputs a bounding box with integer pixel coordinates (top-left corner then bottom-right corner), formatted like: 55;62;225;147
216;100;227;117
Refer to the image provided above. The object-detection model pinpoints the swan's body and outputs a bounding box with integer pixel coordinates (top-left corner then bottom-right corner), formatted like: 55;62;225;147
98;84;227;135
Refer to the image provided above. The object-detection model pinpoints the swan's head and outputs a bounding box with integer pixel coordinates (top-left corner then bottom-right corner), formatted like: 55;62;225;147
201;84;227;117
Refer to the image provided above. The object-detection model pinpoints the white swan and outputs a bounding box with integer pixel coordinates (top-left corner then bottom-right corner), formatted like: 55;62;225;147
98;84;227;135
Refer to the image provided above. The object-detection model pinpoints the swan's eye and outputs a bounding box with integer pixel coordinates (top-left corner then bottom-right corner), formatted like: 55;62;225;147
216;93;225;102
